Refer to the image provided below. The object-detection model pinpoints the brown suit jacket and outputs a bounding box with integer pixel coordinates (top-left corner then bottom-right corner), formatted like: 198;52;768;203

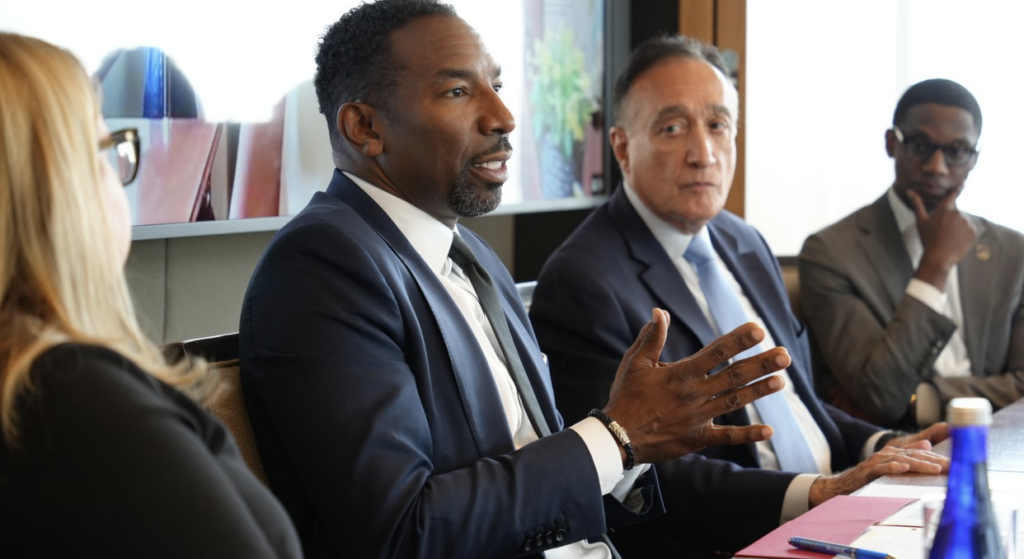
799;193;1024;426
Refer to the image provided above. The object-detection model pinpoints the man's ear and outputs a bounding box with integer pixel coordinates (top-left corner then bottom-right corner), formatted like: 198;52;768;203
609;126;630;174
885;128;896;158
337;102;385;158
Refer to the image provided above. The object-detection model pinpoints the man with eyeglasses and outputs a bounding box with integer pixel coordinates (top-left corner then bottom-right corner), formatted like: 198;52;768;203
800;78;1024;429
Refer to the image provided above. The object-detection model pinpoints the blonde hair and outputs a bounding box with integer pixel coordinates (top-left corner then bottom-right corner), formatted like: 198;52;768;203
0;33;193;446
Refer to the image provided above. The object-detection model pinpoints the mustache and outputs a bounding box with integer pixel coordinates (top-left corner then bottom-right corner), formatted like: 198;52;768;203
470;136;513;163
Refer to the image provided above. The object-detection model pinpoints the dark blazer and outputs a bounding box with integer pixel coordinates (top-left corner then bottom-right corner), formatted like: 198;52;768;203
240;171;662;559
0;344;301;559
531;186;880;556
799;193;1024;426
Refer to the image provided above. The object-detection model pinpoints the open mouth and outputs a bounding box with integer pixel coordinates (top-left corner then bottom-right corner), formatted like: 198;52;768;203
469;151;512;183
470;160;509;183
474;161;505;170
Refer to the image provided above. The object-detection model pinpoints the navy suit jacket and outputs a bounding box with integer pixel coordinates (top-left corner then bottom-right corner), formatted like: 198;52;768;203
531;187;880;556
240;171;662;559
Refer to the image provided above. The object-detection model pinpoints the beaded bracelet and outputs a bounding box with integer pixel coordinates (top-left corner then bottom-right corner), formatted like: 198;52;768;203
588;409;635;470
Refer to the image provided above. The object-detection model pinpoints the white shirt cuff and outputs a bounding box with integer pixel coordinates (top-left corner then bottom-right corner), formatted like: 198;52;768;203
780;474;821;524
862;431;889;460
570;417;650;497
915;382;942;426
611;464;651;507
906;278;948;314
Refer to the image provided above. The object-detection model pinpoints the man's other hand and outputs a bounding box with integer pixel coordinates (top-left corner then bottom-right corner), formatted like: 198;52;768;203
887;422;950;450
808;445;950;507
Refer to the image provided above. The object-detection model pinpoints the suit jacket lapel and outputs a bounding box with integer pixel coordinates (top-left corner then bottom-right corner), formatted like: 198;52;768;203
501;301;561;431
863;195;994;373
857;195;915;312
709;216;849;468
461;228;563;434
959;217;993;371
607;190;757;463
607;189;718;348
326;171;516;459
708;222;789;354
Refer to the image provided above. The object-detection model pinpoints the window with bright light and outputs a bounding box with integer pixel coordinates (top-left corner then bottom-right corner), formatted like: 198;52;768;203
747;0;1024;255
4;0;606;235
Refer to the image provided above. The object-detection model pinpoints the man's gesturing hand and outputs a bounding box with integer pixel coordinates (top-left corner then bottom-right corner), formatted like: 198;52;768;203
603;308;790;465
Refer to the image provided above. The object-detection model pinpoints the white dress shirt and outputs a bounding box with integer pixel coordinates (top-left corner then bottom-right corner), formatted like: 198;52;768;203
348;172;648;558
623;183;885;522
887;188;972;426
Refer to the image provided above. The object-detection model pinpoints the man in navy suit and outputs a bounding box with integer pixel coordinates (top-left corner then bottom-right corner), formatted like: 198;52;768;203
530;35;950;558
238;3;797;558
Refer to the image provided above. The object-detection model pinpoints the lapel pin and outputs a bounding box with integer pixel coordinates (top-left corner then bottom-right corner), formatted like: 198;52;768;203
975;243;991;262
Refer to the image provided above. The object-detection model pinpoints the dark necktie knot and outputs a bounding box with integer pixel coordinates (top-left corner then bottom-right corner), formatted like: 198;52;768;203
448;234;478;267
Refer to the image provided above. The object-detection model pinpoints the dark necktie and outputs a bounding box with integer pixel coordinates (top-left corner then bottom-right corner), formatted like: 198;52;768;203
448;234;551;438
683;234;819;474
449;235;623;559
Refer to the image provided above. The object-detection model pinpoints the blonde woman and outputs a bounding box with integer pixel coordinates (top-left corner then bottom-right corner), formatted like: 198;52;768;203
0;33;301;558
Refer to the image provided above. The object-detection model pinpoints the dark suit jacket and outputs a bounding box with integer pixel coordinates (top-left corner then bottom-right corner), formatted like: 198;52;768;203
799;193;1024;427
531;186;880;556
240;171;662;559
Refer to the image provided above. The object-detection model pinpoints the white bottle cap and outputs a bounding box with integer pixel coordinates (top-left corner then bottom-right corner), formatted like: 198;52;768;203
947;397;993;426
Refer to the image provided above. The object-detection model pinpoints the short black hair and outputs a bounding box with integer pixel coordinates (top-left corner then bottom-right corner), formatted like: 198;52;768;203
612;34;730;125
314;0;457;151
893;78;983;135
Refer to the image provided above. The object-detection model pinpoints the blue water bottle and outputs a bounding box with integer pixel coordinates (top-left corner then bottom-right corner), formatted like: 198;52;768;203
928;398;1004;559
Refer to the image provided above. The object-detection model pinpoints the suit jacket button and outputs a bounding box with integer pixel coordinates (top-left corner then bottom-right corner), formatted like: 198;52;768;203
536;534;545;548
545;531;555;545
555;529;566;542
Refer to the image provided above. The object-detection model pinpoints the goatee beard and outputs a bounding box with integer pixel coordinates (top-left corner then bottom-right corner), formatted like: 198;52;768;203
448;171;502;218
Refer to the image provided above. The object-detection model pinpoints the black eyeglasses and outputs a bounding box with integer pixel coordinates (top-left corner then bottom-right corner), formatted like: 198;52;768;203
892;126;978;168
98;128;140;186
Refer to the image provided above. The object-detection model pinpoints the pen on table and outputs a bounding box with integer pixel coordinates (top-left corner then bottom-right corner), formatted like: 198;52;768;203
788;537;897;559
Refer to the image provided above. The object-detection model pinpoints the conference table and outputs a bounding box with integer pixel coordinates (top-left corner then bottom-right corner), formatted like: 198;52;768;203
740;398;1024;559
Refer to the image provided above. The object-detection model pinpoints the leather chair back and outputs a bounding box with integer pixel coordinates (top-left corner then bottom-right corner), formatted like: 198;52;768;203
163;333;268;485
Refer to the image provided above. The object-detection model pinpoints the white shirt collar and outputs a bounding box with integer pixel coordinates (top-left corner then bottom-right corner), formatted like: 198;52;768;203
622;181;711;259
344;171;455;274
887;186;918;235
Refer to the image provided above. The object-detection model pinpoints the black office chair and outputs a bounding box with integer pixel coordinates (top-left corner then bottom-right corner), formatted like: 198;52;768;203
516;281;538;312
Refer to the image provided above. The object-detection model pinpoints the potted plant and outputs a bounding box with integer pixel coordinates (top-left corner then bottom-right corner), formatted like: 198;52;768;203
529;29;595;198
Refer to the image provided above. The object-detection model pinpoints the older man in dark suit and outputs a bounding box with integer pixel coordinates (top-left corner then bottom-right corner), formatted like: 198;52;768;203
531;35;949;559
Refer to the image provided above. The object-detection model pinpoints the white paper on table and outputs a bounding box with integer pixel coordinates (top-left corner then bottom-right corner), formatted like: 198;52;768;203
857;485;946;527
853;525;925;559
